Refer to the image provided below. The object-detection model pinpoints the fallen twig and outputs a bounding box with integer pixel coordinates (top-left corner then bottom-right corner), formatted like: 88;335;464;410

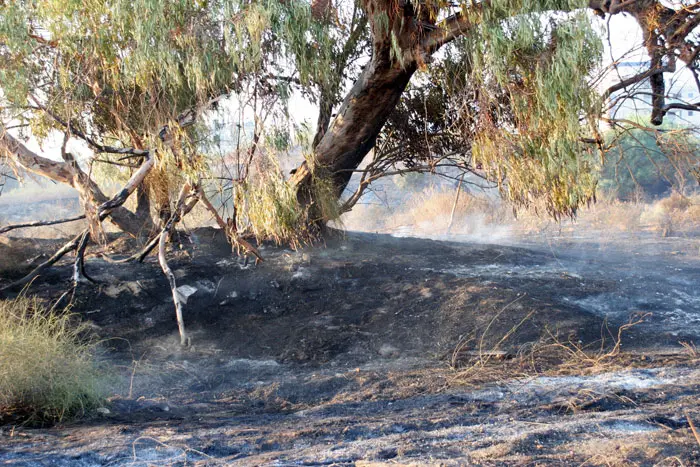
1;233;82;292
687;411;700;447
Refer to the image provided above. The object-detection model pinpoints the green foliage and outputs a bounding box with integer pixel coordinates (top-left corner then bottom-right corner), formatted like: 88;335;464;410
456;4;603;217
234;154;341;247
0;0;338;153
600;127;700;200
1;0;663;233
0;296;106;424
378;0;605;219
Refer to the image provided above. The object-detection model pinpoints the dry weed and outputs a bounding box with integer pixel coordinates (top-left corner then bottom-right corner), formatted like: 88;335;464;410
449;312;674;388
0;295;106;423
345;189;700;239
641;193;700;236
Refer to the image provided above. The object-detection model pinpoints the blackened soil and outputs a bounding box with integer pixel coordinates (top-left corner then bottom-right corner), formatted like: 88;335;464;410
1;229;699;466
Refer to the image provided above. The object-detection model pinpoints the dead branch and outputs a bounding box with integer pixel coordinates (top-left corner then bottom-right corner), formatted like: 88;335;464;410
157;183;195;347
1;153;155;291
0;233;83;292
197;187;263;263
446;174;465;235
72;230;96;286
97;190;199;264
0;214;86;235
135;186;199;262
159;226;188;346
0;128;151;235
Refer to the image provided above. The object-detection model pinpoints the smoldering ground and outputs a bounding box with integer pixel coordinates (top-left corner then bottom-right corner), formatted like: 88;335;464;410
1;223;699;465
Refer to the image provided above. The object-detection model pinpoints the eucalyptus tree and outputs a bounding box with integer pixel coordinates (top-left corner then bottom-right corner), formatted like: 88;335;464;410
2;0;700;341
3;0;700;225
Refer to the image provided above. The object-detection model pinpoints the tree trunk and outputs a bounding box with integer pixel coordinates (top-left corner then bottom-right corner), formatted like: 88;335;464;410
291;58;417;203
291;0;426;209
135;179;154;231
312;91;334;150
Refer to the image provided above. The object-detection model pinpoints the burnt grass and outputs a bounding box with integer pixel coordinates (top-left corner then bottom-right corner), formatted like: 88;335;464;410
1;228;700;465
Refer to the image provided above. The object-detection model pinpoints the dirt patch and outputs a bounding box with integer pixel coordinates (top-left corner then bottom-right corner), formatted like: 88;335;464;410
1;229;699;465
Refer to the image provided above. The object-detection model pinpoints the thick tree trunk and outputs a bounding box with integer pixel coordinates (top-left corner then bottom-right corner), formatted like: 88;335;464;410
291;58;417;202
291;0;425;209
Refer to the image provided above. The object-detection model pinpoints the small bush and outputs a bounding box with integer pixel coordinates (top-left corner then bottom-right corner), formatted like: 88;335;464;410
641;193;700;236
0;296;105;424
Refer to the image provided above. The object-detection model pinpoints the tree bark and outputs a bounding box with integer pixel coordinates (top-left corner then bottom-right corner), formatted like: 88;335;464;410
0;130;152;236
291;57;417;202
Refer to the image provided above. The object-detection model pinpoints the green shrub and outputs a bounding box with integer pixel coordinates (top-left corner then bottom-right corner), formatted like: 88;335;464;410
600;127;699;200
0;296;105;424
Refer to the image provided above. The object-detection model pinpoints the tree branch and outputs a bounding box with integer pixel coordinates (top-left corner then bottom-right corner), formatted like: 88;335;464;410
0;215;86;235
197;187;263;263
603;66;672;99
0;128;151;236
0;233;83;292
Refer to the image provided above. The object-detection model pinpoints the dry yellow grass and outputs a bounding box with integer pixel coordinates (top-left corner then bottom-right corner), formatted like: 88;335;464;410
0;295;106;423
343;188;700;240
448;311;700;390
640;193;700;236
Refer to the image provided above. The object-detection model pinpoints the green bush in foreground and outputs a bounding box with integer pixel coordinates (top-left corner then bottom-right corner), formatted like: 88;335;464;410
0;296;105;423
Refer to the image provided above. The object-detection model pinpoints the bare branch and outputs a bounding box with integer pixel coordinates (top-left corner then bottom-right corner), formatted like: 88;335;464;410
603;67;672;100
0;127;151;235
0;215;86;235
0;233;83;292
197;187;263;263
157;183;194;347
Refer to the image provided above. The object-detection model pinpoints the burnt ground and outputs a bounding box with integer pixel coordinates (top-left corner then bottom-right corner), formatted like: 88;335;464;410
1;228;700;465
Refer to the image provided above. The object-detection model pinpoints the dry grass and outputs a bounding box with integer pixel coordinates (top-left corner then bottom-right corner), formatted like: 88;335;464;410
575;198;645;232
343;188;700;240
448;311;695;389
0;295;106;424
343;187;514;237
640;193;700;236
